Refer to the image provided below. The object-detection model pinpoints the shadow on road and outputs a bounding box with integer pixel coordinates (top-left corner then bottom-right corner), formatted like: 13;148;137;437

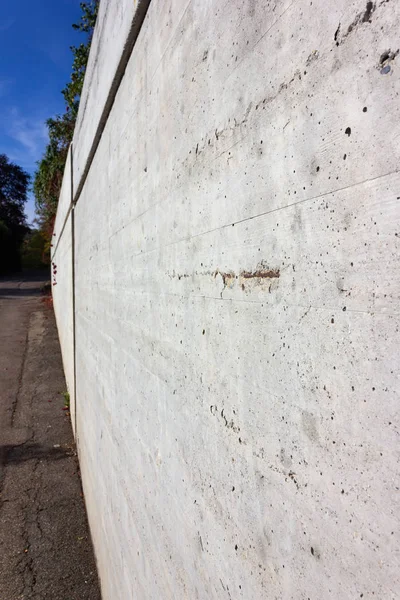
0;270;50;298
0;287;45;297
0;268;100;599
1;443;75;464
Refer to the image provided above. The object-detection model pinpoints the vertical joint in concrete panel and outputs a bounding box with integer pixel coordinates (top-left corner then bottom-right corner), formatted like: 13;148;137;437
70;144;78;443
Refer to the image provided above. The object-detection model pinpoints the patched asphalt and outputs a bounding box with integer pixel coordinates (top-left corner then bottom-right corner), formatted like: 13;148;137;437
0;273;101;599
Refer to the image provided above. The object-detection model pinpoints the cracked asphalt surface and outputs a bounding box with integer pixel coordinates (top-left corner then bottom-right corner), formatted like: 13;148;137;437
0;274;101;599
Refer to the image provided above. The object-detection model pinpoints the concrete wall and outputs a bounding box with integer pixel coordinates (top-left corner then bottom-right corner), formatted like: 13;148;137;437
51;147;75;431
53;0;400;598
72;0;150;193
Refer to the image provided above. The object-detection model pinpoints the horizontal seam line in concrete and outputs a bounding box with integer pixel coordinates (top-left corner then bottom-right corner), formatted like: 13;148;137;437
72;288;399;318
105;168;399;260
72;0;152;208
176;169;400;243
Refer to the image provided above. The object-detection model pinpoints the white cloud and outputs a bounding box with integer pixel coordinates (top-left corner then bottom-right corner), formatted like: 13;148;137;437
7;108;47;160
0;108;49;225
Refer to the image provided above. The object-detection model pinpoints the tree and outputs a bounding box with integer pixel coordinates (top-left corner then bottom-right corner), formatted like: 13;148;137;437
34;1;98;260
0;221;12;272
62;2;99;117
21;229;47;269
33;113;74;221
0;154;30;273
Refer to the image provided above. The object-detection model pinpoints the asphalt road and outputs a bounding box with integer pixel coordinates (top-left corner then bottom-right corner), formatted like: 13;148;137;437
0;273;101;599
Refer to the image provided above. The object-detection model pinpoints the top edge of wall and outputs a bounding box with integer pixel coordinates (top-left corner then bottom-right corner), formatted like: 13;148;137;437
51;144;73;261
71;0;151;202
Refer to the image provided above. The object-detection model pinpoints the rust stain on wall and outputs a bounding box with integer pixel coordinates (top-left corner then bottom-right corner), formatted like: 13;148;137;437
240;268;280;279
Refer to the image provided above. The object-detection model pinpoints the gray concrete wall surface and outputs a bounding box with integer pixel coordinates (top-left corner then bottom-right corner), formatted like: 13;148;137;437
52;211;75;432
51;146;76;432
52;0;400;598
72;0;150;193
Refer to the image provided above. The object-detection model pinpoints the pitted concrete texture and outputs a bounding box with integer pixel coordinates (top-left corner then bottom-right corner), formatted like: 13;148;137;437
54;0;400;598
0;274;100;600
52;212;76;433
72;0;151;193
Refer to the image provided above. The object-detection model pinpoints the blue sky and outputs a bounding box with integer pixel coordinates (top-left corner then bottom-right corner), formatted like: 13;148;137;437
0;0;83;225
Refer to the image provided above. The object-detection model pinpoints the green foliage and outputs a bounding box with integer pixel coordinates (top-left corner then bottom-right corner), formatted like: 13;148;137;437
33;1;98;258
62;390;70;408
0;154;30;273
66;1;99;115
72;1;99;34
63;1;99;116
21;229;47;269
33;112;75;220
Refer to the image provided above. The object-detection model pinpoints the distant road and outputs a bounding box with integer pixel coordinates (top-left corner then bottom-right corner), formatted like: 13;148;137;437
0;273;101;600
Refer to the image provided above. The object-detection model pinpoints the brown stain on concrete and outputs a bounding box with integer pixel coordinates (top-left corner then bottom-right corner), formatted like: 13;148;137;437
240;268;280;279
